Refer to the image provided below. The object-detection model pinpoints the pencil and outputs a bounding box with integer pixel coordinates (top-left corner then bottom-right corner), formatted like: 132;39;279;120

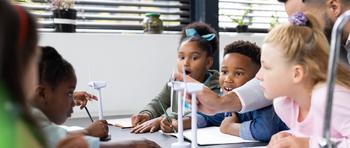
157;99;177;133
85;106;94;122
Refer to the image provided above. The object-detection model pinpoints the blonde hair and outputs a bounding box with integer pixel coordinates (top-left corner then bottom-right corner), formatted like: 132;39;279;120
264;12;350;88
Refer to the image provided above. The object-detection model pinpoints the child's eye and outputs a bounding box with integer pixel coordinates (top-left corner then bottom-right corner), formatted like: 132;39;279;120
234;71;244;77
177;56;185;60
192;55;199;60
221;70;228;75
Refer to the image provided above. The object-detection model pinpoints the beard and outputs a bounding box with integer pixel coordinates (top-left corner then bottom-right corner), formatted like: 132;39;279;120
323;14;349;64
323;14;334;44
323;14;348;46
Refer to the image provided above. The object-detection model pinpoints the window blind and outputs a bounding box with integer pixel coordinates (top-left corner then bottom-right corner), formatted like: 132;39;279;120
18;0;190;32
219;0;288;32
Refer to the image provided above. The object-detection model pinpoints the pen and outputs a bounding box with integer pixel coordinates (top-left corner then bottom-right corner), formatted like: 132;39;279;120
157;99;177;133
85;106;94;122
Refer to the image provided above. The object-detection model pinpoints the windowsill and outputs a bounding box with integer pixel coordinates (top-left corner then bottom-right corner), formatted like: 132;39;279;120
38;28;181;34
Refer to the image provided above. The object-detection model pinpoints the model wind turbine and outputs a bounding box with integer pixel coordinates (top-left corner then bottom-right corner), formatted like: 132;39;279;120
169;64;203;148
88;81;107;120
170;69;175;111
88;81;111;141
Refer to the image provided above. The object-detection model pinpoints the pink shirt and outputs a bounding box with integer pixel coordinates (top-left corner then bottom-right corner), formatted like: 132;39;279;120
274;84;350;148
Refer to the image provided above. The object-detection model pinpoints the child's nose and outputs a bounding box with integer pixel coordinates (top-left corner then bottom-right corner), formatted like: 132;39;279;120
184;58;190;66
225;74;234;83
256;68;263;81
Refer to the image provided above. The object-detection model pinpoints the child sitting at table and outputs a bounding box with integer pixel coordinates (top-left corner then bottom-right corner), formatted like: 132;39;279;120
31;46;160;148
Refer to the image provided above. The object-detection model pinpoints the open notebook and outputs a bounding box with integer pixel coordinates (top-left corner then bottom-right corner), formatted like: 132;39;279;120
107;118;133;128
162;126;256;145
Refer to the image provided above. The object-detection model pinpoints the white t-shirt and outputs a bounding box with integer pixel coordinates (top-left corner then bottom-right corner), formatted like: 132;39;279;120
232;78;272;113
31;107;100;148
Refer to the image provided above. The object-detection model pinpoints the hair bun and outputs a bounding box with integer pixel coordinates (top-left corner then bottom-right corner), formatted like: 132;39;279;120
41;46;63;62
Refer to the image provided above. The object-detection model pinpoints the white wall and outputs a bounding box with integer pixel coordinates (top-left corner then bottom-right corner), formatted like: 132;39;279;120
39;32;266;118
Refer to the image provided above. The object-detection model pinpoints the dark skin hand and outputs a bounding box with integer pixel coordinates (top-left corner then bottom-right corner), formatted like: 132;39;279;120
219;113;241;136
131;113;151;127
131;117;162;133
160;117;191;133
73;91;97;109
69;120;109;138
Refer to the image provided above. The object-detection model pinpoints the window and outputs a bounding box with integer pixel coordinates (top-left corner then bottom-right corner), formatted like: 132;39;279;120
18;0;190;33
219;0;288;32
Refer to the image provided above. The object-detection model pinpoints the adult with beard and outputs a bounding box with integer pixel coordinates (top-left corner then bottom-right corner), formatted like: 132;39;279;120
279;0;350;66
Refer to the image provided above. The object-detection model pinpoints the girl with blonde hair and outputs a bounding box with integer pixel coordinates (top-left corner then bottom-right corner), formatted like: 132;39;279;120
256;12;350;147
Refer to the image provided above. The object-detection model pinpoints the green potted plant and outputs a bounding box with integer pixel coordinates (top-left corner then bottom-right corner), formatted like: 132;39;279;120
231;8;252;32
269;13;280;30
52;0;77;32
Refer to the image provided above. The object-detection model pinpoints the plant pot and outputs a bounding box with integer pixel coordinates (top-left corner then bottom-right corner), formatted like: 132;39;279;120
236;25;248;33
53;9;77;33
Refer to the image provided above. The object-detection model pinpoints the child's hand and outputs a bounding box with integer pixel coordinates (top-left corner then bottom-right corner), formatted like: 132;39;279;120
160;117;177;133
73;91;97;109
131;113;151;127
268;131;291;146
219;114;240;136
268;132;309;148
85;120;109;138
131;117;161;133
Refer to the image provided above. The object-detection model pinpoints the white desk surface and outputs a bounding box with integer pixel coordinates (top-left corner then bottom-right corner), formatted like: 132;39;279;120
64;116;267;148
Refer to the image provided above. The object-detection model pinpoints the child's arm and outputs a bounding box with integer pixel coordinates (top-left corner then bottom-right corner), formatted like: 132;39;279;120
138;84;171;121
219;113;240;136
237;106;288;142
68;120;108;138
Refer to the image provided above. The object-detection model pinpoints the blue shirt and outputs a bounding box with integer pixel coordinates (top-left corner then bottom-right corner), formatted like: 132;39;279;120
197;105;288;142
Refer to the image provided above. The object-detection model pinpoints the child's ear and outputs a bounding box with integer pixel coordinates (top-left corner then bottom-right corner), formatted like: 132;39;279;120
36;85;48;104
206;57;213;70
292;64;305;84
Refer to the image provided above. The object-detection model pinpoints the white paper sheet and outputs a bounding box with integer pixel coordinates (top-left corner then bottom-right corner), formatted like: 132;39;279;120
161;126;256;145
107;118;132;128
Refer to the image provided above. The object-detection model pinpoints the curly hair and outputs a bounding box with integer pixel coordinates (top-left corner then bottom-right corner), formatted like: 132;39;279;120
39;46;75;89
224;40;261;66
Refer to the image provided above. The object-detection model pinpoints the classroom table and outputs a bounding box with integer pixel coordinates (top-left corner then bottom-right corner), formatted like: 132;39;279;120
64;116;267;148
